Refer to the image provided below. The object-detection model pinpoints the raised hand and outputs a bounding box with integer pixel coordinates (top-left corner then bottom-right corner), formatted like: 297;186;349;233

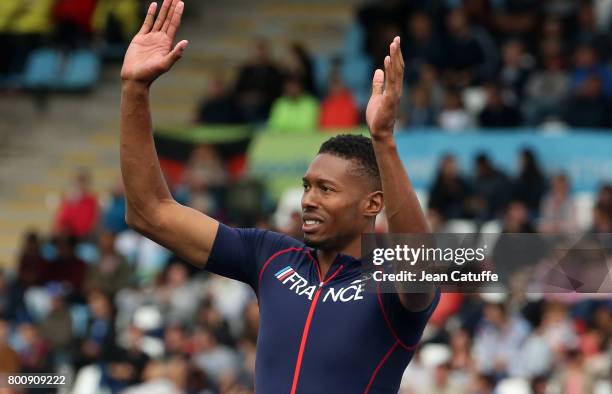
121;0;188;85
366;36;404;142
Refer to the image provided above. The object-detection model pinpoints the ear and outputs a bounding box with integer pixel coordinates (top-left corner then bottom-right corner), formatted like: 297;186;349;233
363;191;384;218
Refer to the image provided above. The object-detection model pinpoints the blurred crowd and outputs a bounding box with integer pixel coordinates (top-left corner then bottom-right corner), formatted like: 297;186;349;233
0;141;610;394
197;0;612;132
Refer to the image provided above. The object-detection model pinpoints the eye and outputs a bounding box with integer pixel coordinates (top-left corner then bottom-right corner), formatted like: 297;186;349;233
302;182;310;191
320;185;333;193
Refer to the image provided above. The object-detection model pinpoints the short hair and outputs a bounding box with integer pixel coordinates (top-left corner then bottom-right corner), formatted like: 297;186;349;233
318;134;381;190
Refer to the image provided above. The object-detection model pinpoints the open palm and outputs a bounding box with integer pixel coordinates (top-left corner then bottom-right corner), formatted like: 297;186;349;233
366;37;404;141
121;0;188;85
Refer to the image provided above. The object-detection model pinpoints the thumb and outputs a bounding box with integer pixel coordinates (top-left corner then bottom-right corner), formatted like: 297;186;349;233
164;39;189;67
371;69;384;96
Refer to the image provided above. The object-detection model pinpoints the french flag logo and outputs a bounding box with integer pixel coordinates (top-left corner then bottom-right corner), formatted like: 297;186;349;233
275;266;295;282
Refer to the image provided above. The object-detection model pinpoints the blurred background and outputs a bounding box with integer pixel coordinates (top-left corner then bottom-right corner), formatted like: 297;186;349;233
0;0;611;393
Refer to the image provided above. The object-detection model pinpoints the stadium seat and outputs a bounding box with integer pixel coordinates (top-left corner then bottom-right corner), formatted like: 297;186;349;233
60;50;101;92
23;49;61;90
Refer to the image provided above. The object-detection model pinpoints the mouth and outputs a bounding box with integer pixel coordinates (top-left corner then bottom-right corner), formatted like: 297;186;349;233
302;217;324;233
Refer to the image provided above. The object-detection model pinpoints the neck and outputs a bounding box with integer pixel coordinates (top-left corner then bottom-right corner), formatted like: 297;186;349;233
315;231;367;278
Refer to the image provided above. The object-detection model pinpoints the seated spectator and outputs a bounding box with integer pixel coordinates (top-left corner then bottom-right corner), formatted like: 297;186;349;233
417;64;445;112
402;12;445;83
562;74;611;128
539;174;578;233
38;285;73;358
85;232;133;297
401;84;436;128
501;200;536;233
319;74;359;129
102;180;128;234
472;301;531;375
281;43;316;95
196;77;243;124
0;317;19;373
470;154;511;220
53;168;99;239
499;39;534;104
91;0;139;48
75;290;116;371
268;76;319;132
428;155;472;220
16;231;49;290
1;0;54;77
443;8;488;87
512;148;547;217
438;89;474;131
524;42;570;125
46;234;87;302
478;83;522;127
570;44;612;98
491;0;539;42
191;327;240;385
15;322;50;373
590;203;611;233
234;38;283;123
52;0;97;48
572;1;610;62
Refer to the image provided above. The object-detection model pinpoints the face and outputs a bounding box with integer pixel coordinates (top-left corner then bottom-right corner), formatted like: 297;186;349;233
301;154;382;251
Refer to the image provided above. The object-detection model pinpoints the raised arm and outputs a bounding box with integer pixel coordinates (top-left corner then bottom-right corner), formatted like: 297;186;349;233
120;0;218;268
366;36;435;310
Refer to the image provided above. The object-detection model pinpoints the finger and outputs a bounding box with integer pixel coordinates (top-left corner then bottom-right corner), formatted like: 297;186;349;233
384;55;394;87
395;36;405;69
139;2;158;34
371;69;384;96
162;0;180;32
164;39;189;67
152;0;173;31
166;1;184;40
390;40;403;95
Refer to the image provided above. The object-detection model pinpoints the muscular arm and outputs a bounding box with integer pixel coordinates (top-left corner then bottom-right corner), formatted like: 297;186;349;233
366;37;436;311
120;0;218;268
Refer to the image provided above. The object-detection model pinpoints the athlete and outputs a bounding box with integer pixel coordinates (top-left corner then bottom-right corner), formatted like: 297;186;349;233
120;1;439;393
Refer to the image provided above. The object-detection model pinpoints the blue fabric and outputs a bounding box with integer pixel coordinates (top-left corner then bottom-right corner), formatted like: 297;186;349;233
206;224;439;394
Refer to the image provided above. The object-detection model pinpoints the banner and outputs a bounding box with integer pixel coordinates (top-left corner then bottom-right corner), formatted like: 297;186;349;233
248;130;612;200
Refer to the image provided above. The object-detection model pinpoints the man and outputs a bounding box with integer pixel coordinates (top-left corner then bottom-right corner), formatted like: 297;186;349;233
120;1;438;392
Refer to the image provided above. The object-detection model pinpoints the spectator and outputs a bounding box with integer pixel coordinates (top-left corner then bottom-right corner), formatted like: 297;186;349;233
573;1;610;61
191;327;240;385
281;43;316;95
444;8;487;87
563;74;611;128
319;74;359;129
103;325;151;393
46;234;87;301
196;299;234;347
478;83;522;127
91;0;140;49
524;42;570;125
402;12;444;83
15;322;49;373
52;0;98;48
498;39;534;104
85;232;133;297
0;0;54;77
16;231;49;290
491;0;539;42
428;155;472;220
53;168;99;239
471;154;511;220
539;174;578;233
0;317;19;373
102;180;128;234
402;84;436;128
502;200;536;233
438;89;474;131
75;290;116;371
570;44;612;98
472;301;531;375
590;203;612;233
38;285;73;359
234;38;283;123
154;262;202;326
268;75;319;132
197;76;244;124
512;148;547;217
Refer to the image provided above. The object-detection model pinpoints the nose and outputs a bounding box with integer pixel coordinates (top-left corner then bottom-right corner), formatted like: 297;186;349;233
301;188;318;211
